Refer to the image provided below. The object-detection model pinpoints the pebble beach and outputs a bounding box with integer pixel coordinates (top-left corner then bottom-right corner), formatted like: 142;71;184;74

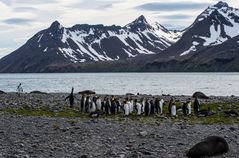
0;92;239;158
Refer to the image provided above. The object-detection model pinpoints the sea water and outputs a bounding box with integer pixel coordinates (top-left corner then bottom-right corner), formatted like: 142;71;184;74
0;73;239;96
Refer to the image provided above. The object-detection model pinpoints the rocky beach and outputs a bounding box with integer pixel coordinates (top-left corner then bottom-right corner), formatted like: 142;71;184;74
0;92;239;158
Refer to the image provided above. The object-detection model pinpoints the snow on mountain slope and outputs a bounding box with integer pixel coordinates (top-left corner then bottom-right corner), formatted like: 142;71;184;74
179;1;239;56
34;15;180;63
0;15;183;72
152;22;182;43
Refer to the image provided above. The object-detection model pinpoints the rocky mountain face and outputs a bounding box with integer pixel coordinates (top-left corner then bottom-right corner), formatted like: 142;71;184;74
0;15;181;72
144;35;239;72
0;1;239;72
154;1;239;59
143;1;239;72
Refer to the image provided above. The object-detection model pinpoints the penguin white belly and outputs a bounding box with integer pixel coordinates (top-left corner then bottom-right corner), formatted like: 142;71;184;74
124;104;129;116
188;105;192;115
96;100;101;110
159;100;164;114
127;102;132;113
142;102;145;113
90;102;96;113
136;103;142;115
171;105;176;116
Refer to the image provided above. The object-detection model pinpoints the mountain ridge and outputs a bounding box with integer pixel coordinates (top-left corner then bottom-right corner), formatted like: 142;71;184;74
0;1;239;72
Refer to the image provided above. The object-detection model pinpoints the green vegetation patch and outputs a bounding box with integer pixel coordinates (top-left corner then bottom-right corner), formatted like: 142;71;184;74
0;102;239;125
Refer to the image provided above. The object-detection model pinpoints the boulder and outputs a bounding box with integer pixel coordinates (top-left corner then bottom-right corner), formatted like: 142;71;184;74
126;93;135;96
192;92;209;99
30;91;47;95
78;90;96;95
0;90;6;94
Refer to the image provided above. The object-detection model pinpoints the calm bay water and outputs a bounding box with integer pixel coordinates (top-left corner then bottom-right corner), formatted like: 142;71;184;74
0;73;238;96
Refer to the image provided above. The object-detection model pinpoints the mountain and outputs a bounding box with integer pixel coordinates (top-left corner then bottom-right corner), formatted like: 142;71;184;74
142;1;239;72
0;15;181;72
143;35;239;72
0;1;239;73
155;1;239;59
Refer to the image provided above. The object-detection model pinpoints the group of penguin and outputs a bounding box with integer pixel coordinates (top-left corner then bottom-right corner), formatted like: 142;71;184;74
79;94;168;117
65;88;239;118
64;88;205;117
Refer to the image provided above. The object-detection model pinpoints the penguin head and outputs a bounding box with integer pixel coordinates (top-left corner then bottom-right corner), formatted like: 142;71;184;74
71;87;74;93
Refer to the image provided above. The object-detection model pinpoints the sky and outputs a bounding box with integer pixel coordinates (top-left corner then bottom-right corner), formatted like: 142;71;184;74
0;0;238;59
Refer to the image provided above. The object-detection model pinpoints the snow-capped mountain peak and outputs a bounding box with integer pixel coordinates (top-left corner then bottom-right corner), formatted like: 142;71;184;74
214;1;229;8
179;1;239;56
132;15;148;24
8;15;181;66
198;1;238;20
50;20;63;30
125;15;153;31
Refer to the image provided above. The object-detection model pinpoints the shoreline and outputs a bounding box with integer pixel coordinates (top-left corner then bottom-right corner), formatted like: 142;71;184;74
1;91;239;97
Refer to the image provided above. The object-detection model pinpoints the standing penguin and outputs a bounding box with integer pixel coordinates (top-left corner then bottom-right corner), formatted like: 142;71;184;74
123;100;130;117
171;103;177;117
105;97;111;115
128;98;134;114
80;94;86;112
194;97;200;114
96;96;102;111
159;98;164;114
155;98;160;114
182;102;188;116
150;98;155;115
110;96;116;115
141;98;145;114
187;100;192;115
17;83;23;96
135;99;142;116
101;97;106;113
65;87;75;108
168;97;174;115
89;97;96;113
116;98;121;113
85;95;90;113
145;98;151;116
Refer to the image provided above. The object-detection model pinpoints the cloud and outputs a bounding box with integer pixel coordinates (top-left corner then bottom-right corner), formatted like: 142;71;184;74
13;0;57;4
136;2;212;11
3;18;34;25
157;14;193;20
13;7;38;12
0;0;12;6
67;0;123;10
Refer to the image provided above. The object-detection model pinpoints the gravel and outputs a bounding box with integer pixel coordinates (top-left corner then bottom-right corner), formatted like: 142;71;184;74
0;93;239;158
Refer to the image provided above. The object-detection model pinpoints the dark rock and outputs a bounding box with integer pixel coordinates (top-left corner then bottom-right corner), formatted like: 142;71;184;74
78;90;96;95
229;127;236;131
30;91;48;95
140;150;152;155
224;110;239;117
80;155;88;158
0;90;6;94
192;92;209;99
126;93;135;96
187;136;229;158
